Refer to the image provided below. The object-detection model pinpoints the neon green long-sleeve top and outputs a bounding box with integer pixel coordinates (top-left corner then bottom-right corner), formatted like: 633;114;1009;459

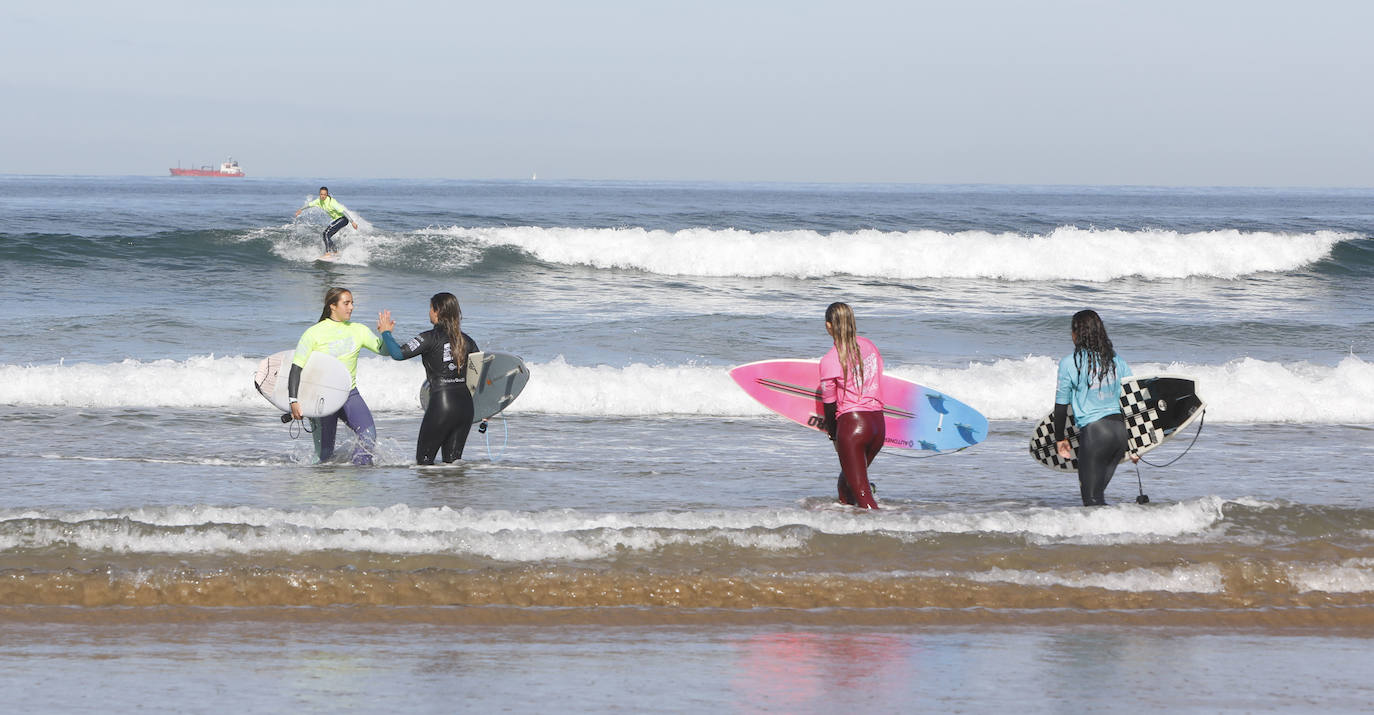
292;319;383;387
304;196;349;221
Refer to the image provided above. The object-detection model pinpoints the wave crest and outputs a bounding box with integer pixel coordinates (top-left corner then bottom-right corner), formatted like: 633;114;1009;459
1;355;1370;423
427;225;1352;281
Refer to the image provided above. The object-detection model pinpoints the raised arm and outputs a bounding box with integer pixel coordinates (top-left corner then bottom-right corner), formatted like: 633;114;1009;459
377;310;430;361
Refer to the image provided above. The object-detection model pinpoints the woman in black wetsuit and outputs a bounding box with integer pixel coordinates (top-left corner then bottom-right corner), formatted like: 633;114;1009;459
377;292;480;465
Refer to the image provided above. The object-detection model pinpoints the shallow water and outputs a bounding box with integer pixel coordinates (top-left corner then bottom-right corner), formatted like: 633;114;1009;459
2;177;1372;709
1;620;1371;713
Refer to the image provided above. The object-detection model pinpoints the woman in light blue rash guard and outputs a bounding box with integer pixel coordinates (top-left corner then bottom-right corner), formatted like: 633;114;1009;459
1052;310;1138;506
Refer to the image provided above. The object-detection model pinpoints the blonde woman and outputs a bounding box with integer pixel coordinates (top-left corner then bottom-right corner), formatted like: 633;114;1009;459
819;302;885;509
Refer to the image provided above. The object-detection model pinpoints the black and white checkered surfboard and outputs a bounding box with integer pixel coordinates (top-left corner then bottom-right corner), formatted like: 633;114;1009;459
1028;374;1205;472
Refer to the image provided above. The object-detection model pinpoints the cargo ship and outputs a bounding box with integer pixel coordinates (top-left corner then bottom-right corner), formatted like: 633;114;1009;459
169;158;245;177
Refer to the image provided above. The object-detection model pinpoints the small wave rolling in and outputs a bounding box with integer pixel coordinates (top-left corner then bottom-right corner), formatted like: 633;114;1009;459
0;498;1369;623
4;354;1371;423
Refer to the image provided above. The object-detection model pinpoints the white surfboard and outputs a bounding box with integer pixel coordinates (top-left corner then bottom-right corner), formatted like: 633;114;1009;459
419;351;530;421
254;349;352;418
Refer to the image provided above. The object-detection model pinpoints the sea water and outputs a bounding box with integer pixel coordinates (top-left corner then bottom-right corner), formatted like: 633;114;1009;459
1;176;1372;712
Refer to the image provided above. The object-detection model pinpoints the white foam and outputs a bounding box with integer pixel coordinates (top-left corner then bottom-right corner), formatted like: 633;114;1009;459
0;518;808;562
955;564;1225;594
247;223;1352;278
0;498;1244;560
418;225;1350;281
3;354;1371;423
1289;558;1374;593
898;497;1235;544
881;354;1374;424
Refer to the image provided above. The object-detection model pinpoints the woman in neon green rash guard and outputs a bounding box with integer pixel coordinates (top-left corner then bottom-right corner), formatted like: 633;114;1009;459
294;186;357;257
288;287;385;464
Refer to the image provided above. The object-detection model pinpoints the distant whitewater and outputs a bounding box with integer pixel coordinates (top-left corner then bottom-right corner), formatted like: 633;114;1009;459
255;225;1355;281
3;354;1370;422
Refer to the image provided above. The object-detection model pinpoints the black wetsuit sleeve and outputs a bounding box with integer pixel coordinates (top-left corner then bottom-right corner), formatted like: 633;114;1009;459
823;402;838;441
1052;403;1069;442
288;363;302;399
463;332;478;354
395;331;432;360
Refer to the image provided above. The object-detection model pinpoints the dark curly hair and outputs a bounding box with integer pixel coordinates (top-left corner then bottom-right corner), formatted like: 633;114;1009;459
1071;309;1117;385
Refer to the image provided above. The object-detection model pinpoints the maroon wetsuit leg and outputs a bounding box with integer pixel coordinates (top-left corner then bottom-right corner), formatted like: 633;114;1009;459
836;473;855;505
834;410;884;509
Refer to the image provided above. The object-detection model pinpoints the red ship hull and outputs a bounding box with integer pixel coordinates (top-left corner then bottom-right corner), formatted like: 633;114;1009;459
169;168;245;177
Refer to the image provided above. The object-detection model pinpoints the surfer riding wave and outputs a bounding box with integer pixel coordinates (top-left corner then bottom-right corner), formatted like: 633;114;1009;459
294;186;357;257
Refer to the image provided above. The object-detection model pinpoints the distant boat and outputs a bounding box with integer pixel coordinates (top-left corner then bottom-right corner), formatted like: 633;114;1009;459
170;158;245;177
531;172;537;181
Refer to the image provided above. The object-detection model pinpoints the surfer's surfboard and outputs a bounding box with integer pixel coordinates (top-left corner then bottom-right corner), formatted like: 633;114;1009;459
1028;374;1206;472
419;351;530;422
729;359;988;452
254;349;352;418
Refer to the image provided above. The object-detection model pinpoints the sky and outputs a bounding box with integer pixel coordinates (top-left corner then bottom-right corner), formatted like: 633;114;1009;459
2;0;1372;186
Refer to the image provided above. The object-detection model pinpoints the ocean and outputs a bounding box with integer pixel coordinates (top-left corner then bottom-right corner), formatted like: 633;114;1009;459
1;175;1372;712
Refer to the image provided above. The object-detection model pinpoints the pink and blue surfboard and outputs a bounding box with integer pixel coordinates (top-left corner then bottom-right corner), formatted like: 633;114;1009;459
729;359;988;452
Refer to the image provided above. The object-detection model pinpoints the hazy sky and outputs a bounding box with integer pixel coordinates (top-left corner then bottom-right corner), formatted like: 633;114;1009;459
3;0;1372;185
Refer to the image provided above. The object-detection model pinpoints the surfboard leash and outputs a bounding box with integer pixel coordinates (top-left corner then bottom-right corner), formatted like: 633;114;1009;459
881;446;970;460
483;415;509;461
1132;410;1207;504
284;415;313;439
1139;410;1206;468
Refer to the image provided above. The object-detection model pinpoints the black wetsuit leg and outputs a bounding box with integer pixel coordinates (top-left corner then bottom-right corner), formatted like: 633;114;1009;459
416;388;474;465
322;215;349;252
1076;414;1127;506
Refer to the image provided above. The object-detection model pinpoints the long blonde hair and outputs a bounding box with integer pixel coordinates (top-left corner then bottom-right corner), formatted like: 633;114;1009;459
825;302;864;386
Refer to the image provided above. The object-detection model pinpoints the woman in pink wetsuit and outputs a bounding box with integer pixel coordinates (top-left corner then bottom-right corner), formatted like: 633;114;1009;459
819;302;884;509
